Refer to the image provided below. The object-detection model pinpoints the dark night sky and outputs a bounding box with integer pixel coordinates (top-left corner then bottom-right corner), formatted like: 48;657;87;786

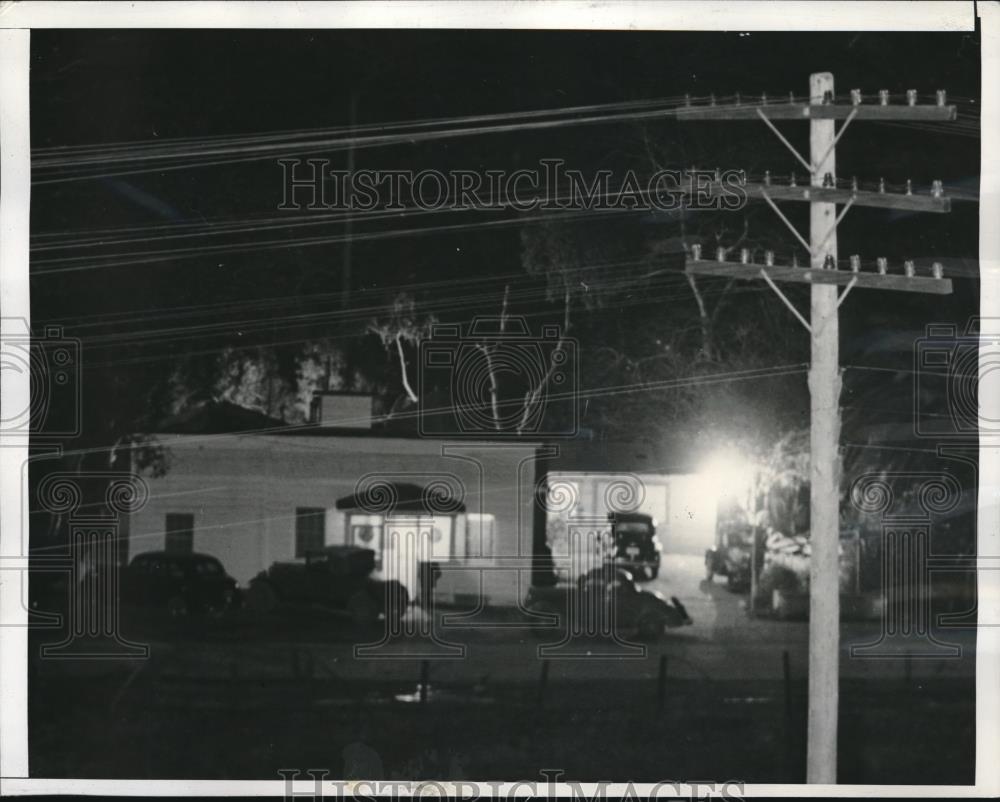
27;28;983;441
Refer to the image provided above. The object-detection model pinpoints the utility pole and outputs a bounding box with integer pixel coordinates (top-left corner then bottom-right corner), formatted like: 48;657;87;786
680;74;956;782
806;71;841;783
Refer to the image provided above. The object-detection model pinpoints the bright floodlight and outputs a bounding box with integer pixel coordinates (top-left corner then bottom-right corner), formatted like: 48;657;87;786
696;448;756;508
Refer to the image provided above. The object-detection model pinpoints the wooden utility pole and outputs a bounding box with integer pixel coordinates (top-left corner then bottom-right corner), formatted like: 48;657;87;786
806;71;840;783
680;73;956;782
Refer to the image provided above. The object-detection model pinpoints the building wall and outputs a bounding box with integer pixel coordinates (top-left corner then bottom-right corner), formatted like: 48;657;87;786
666;474;719;554
544;471;716;562
545;471;669;521
128;434;541;604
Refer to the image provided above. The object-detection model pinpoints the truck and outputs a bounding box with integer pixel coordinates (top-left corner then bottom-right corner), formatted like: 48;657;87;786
245;545;409;626
608;511;662;581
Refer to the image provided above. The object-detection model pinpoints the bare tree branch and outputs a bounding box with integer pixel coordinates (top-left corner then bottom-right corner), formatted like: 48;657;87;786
474;284;511;430
517;288;571;435
395;333;418;403
685;271;715;361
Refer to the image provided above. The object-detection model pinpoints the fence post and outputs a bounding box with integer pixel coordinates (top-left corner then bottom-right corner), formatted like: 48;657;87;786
537;660;550;711
782;649;792;719
657;655;668;713
782;649;798;781
419;660;429;705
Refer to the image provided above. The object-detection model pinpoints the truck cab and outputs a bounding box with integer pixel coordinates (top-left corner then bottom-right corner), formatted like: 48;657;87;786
608;511;662;581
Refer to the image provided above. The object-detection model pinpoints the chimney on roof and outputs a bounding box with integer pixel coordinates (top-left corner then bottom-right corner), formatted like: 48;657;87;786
311;392;373;430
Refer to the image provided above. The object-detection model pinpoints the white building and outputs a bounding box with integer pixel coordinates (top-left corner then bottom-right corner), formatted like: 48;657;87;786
127;397;544;606
126;396;715;606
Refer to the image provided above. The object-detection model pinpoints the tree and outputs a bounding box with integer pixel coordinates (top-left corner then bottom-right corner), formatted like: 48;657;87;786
518;206;808;447
367;292;437;413
165;339;346;424
469;281;573;436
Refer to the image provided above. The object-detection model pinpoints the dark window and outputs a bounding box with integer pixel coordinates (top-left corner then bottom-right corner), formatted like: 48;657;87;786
165;513;194;554
295;508;326;558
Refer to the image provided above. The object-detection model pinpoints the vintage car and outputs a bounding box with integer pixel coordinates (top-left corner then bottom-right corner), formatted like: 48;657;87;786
609;511;662;581
245;544;408;625
122;551;239;618
704;519;757;591
524;566;691;641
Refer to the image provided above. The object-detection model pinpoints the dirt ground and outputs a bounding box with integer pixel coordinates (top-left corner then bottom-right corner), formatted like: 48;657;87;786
29;663;973;783
27;551;977;783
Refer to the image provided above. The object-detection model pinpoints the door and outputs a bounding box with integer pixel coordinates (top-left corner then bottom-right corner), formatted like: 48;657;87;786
380;515;453;597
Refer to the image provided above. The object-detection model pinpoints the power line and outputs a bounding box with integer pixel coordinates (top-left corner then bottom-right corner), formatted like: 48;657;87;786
78;285;772;369
32;94;703;161
31;184;671;252
72;267;686;346
30;206;666;274
36;91;977;184
32;100;707;184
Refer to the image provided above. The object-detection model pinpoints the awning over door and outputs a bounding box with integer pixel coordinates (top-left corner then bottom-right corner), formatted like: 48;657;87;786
335;481;466;516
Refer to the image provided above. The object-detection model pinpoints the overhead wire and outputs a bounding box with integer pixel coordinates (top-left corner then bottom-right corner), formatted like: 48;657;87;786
72;269;701;351
30;180;689;253
32;94;704;162
78;282;771;369
28;90;974;381
32;98;715;184
32;90;979;181
31;204;679;274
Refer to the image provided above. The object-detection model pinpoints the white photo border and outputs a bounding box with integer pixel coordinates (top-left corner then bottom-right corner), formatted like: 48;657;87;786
0;1;994;797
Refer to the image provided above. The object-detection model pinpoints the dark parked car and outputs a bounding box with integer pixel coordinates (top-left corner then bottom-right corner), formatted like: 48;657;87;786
525;566;691;642
609;511;662;580
245;545;409;626
122;551;239;617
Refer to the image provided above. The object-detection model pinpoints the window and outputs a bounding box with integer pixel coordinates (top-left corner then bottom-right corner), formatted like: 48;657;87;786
347;514;383;569
295;507;326;558
382;515;452;562
165;513;194;554
426;516;453;560
348;514;456;570
465;514;496;559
